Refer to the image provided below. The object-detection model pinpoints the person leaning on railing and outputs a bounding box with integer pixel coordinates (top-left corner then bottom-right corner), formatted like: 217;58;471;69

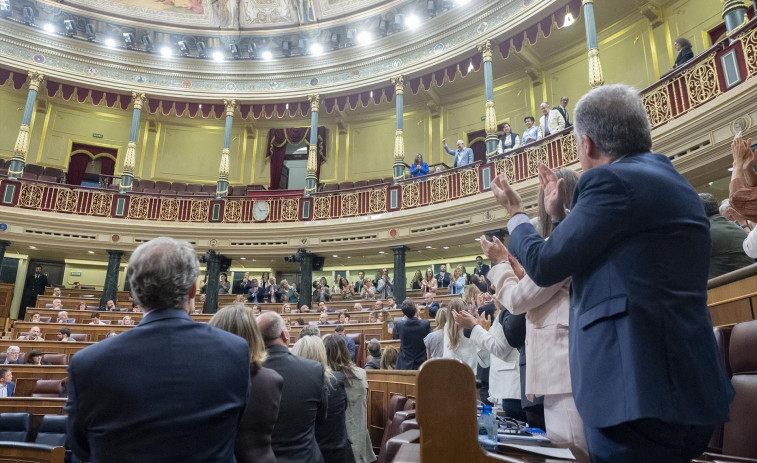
728;132;757;259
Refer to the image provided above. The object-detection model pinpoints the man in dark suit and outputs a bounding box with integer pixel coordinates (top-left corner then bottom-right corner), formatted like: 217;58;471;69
2;346;24;365
554;96;571;128
418;292;440;318
353;271;365;294
258;311;327;463
392;300;431;370
435;264;450;289
488;84;734;463
264;277;282;303
365;339;381;370
65;237;250;462
20;265;48;319
235;271;253;294
0;367;14;397
472;256;490;279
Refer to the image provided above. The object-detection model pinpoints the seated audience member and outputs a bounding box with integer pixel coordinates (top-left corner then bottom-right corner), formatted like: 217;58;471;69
318;301;332;313
65;237;250;462
324;335;376;463
51;299;63;310
105;299;118;311
720;198;753;231
57;310;69;323
57;327;76;342
443;298;479;374
334;325;356;362
393;300;431;370
292;336;353;463
673;37;694;68
368;312;378;323
282;303;292;314
105;330;118;338
0;367;14;397
360;279;376;300
448;265;466;295
258;312;327;463
265;277;282;303
313;282;331;303
420;268;437;295
351;303;363;312
248;279;264;303
376;268;394;299
300;304;311;313
423;307;449;360
385;296;396;310
292;318;305;328
699;193;753;278
252;305;261;316
365;339;382;370
19;326;43;341
210;304;284;463
2;346;23;364
497;122;520;155
26;349;51;365
121;315;134;326
77;302;87;311
300;325;321;338
89;313;103;325
380;346;398;370
419;292;440;318
410;153;430;178
132;304;142;313
372;300;383;312
522;116;539;145
318;312;330;325
30;312;41;323
52;287;62;298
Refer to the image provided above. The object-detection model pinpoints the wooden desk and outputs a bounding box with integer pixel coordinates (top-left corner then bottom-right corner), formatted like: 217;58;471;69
14;321;132;342
3;365;69;397
366;369;418;449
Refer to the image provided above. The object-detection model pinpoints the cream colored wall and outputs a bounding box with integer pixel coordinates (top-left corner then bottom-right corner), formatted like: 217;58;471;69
62;260;127;290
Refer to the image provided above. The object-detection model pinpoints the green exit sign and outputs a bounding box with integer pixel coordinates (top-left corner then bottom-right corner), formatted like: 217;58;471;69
70;271;82;276
92;133;103;138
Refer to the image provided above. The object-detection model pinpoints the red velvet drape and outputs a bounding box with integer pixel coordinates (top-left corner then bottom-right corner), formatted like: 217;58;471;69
266;127;327;190
67;153;90;186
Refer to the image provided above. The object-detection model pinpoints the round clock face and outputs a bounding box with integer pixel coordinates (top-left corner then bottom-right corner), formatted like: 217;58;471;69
252;201;270;221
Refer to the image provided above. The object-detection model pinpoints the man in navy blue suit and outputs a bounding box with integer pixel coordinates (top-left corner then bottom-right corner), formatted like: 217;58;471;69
393;300;431;370
486;84;734;463
66;237;250;463
0;368;14;397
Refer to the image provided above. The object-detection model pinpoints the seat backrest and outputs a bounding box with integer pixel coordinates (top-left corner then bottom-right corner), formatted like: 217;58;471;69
139;179;155;190
322;183;339;192
723;320;757;458
155;181;171;191
32;380;63;398
42;167;63;180
171;182;187;192
21;171;38;180
353;180;368;188
37;175;58;183
160;189;177;196
339;181;355;190
0;441;66;463
186;183;203;193
39;316;51;323
41;354;67;366
368;178;383;186
377;395;407;463
347;333;365;368
713;325;734;378
24;164;44;176
0;413;33;442
71;333;89;342
141;188;158;194
35;415;67;448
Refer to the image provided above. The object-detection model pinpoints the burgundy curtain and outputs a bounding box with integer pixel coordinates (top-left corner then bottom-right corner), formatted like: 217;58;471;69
470;140;487;163
67;153;90;186
266;127;327;190
100;156;115;177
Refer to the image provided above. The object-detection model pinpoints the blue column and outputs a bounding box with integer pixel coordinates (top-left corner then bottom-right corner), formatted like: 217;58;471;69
478;41;499;156
304;94;320;196
722;0;748;34
392;76;405;183
8;72;44;180
216;99;236;199
120;92;146;193
582;0;605;88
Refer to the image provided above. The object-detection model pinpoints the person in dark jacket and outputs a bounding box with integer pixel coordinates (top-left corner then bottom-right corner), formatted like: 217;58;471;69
673;37;694;68
393;300;431;369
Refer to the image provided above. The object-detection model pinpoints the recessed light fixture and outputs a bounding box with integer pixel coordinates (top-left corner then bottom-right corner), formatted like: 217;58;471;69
347;256;351;259
563;13;575;27
405;14;421;29
356;31;372;45
240;257;246;260
310;43;324;56
332;254;338;258
105;38;116;48
443;246;449;249
378;251;385;254
42;23;55;33
426;245;432;249
29;245;37;249
88;250;95;254
474;238;481;241
212;50;224;61
261;50;273;60
160;46;172;57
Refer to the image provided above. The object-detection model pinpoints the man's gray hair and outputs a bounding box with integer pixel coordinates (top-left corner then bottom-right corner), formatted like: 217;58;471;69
127;237;200;312
258;312;287;341
573;84;652;159
699;193;719;216
367;338;381;357
6;346;19;353
300;325;321;338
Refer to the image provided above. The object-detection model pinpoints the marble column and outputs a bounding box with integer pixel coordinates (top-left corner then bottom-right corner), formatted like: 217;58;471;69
391;75;406;183
0;240;9;267
120;92;147;193
299;252;313;309
722;0;748;34
304;95;320;196
203;250;221;314
391;245;409;304
477;41;499;156
100;250;123;309
8;71;45;180
216;99;236;199
582;0;605;88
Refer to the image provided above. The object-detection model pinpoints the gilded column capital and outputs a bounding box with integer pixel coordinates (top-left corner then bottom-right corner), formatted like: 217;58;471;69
477;40;494;62
391;75;405;95
308;94;320;112
131;92;148;110
27;71;45;92
224;99;237;117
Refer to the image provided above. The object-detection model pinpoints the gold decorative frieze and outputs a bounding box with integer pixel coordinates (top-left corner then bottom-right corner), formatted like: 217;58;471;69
461;169;479;196
527;145;550;177
89;192;113;216
159;198;179;221
281;199;299;221
494;157;516;181
739;25;757;76
431;176;449;203
224;200;242;222
402;183;419;209
560;132;578;164
341;193;358;217
54;189;79;213
17;183;43;209
314;196;332;219
682;53;721;105
642;86;673;127
127;196;150;219
370;188;387;213
190;200;210;222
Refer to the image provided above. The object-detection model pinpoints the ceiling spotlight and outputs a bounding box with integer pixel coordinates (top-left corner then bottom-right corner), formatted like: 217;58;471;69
563;13;575;27
310;43;323;56
142;35;153;52
356;31;372;45
22;6;34;25
105;38;116;48
178;40;189;56
196;41;207;58
405;14;421;29
332;254;338;258
42;23;55;33
261;50;272;60
123;32;135;48
160;46;172;57
281;40;291;57
85;23;96;41
63;19;76;36
229;43;240;59
212;50;224;61
442;246;449;249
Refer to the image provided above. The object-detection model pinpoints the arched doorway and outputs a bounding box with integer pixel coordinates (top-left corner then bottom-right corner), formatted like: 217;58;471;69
67;142;118;187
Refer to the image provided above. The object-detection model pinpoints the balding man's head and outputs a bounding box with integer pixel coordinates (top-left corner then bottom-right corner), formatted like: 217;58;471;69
257;312;287;347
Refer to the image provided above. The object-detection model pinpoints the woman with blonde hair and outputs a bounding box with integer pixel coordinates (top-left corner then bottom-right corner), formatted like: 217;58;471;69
360;278;376;300
292;335;354;463
420;268;437;295
442;298;479;374
423;307;449;359
281;302;292;314
324;336;376;463
380;345;398;370
448;265;466;295
462;284;481;312
209;304;283;463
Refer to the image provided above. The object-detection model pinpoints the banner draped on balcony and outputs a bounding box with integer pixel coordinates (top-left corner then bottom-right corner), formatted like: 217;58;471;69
266;127;327;190
0;68;28;90
44;81;132;110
